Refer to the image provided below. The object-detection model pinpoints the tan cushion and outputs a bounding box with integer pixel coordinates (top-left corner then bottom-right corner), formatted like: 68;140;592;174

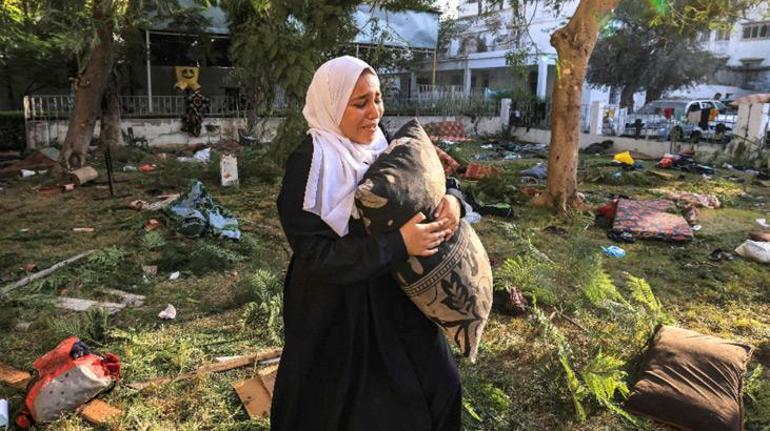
625;325;754;431
355;119;493;362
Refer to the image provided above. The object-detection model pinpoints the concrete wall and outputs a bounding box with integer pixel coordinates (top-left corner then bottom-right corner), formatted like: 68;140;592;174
26;115;505;149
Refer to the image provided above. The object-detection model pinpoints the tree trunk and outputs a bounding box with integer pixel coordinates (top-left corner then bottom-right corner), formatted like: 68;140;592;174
59;0;114;169
532;0;621;214
100;71;124;148
619;84;635;111
645;87;662;104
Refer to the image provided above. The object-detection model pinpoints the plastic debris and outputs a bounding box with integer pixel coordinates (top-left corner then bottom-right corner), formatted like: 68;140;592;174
122;165;137;172
144;219;161;231
20;169;36;177
521;163;547;179
194;148;211;163
691;225;702;231
158;304;177;320
613;151;634;166
1;398;8;429
167;180;241;239
72;227;95;233
220;154;239;187
464;212;482;224
169;271;180;280
601;245;626;258
735;240;770;264
708;248;734;262
756;218;770;229
139;164;155;173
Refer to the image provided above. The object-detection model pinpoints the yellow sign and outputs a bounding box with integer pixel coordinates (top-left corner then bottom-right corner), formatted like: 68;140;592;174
174;66;201;92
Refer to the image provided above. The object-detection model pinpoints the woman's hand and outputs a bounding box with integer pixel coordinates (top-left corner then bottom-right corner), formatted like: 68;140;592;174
433;194;462;240
399;212;452;257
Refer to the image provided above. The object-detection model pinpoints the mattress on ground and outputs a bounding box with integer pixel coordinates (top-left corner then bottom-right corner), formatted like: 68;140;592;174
611;199;693;242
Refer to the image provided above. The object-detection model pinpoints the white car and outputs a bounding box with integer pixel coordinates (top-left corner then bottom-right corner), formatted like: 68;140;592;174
622;99;735;143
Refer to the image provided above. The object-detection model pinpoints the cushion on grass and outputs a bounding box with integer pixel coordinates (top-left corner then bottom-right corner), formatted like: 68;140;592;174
611;199;693;242
354;119;493;362
625;325;754;431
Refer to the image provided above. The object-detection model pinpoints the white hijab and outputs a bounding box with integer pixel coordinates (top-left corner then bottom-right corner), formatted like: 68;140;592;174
302;56;388;237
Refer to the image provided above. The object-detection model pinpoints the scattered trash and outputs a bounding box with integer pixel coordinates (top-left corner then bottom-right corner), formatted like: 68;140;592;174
464;212;482;224
168;181;241;239
15;322;32;332
54;297;125;314
708;248;734;262
691;224;702;231
15;337;121;426
220;154;239;187
735;240;770;264
1;250;96;298
477;203;514;218
70;166;98;186
612;172;623;182
63;183;76;192
663;191;720;209
581;140;613;154
144;219;161;231
18;228;29;233
138;164;155;173
601;245;626;258
0;150;58;177
607;230;636;243
508;287;529;315
193;148;211;163
0;363;31;390
613;151;634;166
129;348;281;391
756;218;770;229
20;169;36;178
79;399;123;427
142;265;158;276
97;289;146;307
480;144;494;149
122;165;137;172
169;271;180;280
37;185;61;197
0;398;8;429
72;227;95;233
749;231;770;242
158;304;177;320
129;193;180;212
646;170;674;180
521;163;547;179
463;163;500;180
234;374;273;419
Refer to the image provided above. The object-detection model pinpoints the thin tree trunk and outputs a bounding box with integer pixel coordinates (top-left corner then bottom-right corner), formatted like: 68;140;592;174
100;71;124;148
645;87;662;104
59;0;115;169
532;0;621;213
619;84;635;111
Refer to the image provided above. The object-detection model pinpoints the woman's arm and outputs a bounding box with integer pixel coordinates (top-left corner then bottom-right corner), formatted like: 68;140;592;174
277;144;408;286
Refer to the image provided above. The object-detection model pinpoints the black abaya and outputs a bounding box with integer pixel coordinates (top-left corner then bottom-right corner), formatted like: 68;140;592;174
270;137;463;431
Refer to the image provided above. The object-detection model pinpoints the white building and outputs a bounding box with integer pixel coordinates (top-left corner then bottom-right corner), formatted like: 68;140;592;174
397;0;770;107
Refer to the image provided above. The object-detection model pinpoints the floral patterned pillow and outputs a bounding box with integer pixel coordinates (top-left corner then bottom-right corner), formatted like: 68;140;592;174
355;119;493;362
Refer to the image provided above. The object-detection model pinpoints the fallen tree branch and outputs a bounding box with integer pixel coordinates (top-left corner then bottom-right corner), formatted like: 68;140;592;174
127;347;282;391
0;249;95;298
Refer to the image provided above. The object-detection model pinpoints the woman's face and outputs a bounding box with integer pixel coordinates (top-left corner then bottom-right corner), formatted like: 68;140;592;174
339;71;384;145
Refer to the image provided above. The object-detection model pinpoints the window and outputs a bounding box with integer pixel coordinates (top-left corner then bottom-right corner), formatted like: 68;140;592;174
715;26;732;41
742;22;770;40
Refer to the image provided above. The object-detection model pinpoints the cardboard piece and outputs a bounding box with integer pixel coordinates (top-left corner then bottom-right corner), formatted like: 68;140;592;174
79;399;123;426
234;376;272;419
220;154;239;187
258;364;279;396
0;363;31;390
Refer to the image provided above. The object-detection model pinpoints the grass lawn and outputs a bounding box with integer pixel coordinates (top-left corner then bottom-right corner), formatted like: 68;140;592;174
1;142;769;430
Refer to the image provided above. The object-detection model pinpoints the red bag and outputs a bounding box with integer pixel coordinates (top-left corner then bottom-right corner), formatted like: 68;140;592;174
16;337;120;427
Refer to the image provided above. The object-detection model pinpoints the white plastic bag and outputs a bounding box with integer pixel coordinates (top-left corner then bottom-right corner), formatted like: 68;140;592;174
735;240;770;264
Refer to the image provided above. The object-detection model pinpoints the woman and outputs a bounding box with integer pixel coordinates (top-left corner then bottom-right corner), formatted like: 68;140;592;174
272;56;467;431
